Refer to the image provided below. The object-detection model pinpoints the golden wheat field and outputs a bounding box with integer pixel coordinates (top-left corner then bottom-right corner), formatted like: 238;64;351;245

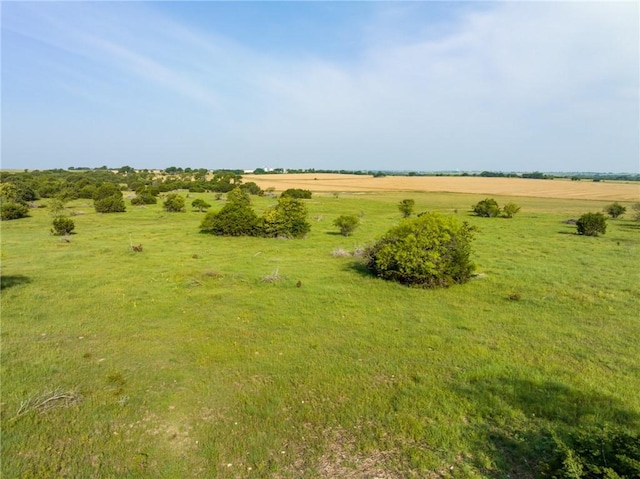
243;174;639;201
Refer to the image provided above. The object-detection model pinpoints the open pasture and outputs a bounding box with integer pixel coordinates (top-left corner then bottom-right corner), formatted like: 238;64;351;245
244;174;640;201
1;187;639;478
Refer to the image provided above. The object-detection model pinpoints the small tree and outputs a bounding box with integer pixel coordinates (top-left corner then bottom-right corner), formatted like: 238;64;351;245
131;192;157;205
261;197;310;238
333;215;360;236
398;199;415;218
502;202;521;218
633;203;640;221
604;202;626;219
163;193;186;212
191;198;211;212
364;213;476;288
51;217;75;236
473;198;501;217
576;212;607;236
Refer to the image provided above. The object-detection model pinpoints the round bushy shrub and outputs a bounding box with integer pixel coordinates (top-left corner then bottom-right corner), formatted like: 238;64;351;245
333;215;360;236
576;212;607;236
131;193;157;205
364;212;476;288
280;188;312;199
261;197;310;238
473;198;501;217
163;193;186;212
51;217;75;235
94;195;126;213
1;201;29;221
200;188;258;236
191;198;211;212
502;202;521;218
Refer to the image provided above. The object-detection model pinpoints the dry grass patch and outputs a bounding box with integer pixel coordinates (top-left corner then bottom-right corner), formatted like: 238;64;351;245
243;174;639;201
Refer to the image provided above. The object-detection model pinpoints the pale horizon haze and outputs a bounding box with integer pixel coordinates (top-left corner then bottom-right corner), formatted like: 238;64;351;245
2;1;638;173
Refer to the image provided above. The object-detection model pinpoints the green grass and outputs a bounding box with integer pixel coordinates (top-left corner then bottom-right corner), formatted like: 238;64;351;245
1;192;639;478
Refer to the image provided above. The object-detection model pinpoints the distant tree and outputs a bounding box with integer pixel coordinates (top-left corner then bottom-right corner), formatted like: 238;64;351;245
191;198;211;212
281;188;312;199
261;197;310;238
333;215;360;236
633;203;640;221
604;202;626;219
576;212;607;236
240;181;263;196
163;193;186;212
502;202;521;218
51;217;75;235
364;212;476;288
398;199;415;217
473;198;501;217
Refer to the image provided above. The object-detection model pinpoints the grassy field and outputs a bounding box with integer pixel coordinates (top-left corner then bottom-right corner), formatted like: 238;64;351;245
1;188;639;478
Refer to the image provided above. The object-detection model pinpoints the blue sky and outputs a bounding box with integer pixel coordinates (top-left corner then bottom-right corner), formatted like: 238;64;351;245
2;1;638;173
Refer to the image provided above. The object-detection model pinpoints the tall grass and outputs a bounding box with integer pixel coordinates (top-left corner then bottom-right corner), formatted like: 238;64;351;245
1;192;638;477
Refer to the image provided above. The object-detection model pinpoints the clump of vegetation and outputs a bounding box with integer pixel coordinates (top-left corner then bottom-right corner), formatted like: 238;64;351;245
240;181;263;196
131;192;157;205
472;198;521;218
363;212;476;288
398;199;415;218
191;198;211;212
51;217;75;236
0;183;30;221
576;212;607;236
604;202;626;219
163;193;186;212
333;215;360;236
472;198;501;217
537;425;640;479
1;201;29;221
93;184;126;213
200;188;259;236
261;196;310;238
502;202;521;218
281;188;312;199
633;203;640;221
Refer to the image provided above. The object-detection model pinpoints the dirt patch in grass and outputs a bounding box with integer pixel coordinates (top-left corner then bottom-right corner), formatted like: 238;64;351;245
243;174;639;201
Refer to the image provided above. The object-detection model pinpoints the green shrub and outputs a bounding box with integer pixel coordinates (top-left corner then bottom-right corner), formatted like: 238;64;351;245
200;189;259;236
502;202;521;218
473;198;501;217
364;212;476;288
576;212;607;236
131;193;157;205
261;197;310;238
633;203;640;221
241;181;263;196
398;199;415;217
163;193;186;212
1;201;29;221
191;198;211;212
281;188;312;199
93;183;122;201
94;195;126;213
51;217;75;235
604;202;626;219
333;215;360;236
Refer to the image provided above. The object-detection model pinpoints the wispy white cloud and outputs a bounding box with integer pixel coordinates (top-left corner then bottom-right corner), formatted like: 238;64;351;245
2;1;637;171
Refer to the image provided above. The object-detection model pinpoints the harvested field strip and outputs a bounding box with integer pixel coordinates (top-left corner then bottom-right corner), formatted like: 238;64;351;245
244;174;640;201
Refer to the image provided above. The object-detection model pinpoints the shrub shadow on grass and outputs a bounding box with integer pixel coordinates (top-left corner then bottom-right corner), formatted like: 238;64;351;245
0;274;31;290
457;376;640;477
345;261;373;279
